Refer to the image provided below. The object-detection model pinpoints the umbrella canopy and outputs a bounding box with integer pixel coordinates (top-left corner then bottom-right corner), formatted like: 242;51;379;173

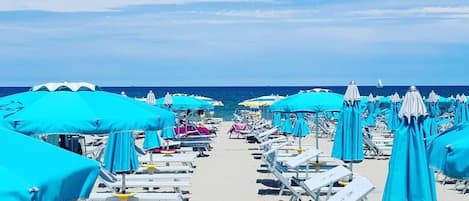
0;128;99;201
190;95;224;106
0;85;173;135
424;91;440;137
332;81;364;162
157;94;214;111
146;90;156;105
143;131;161;150
382;86;437;201
427;123;469;179
269;91;343;113
388;93;401;131
239;95;284;108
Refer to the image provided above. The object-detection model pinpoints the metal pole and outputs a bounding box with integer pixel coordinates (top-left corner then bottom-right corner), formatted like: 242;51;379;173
121;174;126;193
315;112;319;165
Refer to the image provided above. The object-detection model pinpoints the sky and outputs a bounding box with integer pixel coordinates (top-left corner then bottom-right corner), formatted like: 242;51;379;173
0;0;468;86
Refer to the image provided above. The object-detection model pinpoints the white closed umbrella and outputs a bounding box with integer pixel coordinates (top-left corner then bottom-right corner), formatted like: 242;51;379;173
146;90;156;105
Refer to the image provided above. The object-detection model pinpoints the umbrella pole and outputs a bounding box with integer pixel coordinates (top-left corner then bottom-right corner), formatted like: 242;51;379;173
121;173;126;194
349;162;353;181
315;112;319;163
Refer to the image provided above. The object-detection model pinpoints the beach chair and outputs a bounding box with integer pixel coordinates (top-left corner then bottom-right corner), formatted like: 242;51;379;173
327;176;375;201
362;132;392;159
299;165;352;201
87;192;184;201
97;169;191;194
138;152;198;168
102;168;192;182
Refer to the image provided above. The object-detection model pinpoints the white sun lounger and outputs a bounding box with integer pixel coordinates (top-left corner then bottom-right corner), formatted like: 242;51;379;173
300;165;352;200
138;153;198;167
98;174;191;194
88;192;184;201
327;176;375;201
136;165;192;174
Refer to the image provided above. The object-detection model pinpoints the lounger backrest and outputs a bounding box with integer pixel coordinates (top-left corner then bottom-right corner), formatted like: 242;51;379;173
99;168;118;183
270;166;302;197
260;136;286;147
285;148;322;168
327;176;375;201
303;166;352;191
258;128;278;139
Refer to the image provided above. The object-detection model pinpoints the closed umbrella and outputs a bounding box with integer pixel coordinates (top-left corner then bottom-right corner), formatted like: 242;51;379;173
382;86;437;201
146;90;156;105
280;113;293;134
331;81;363;178
103;132;139;195
424;90;440;137
291;112;310;151
0;128;99;201
365;94;376;126
272;112;282;128
163;92;172;109
387;93;401;131
455;94;469;125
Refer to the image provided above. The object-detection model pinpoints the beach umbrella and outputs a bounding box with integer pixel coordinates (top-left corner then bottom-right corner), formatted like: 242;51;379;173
455;94;469;125
387;93;401;131
280;113;293;134
291;112;310;150
270;90;343;150
424;91;440;137
103;132;139;194
427;123;469;179
191;95;224;106
272;112;282;127
0;83;174;135
331;81;363;178
365;94;376;126
157;94;214;111
0;128;99;201
382;86;437;201
239;95;284;108
146;90;156;105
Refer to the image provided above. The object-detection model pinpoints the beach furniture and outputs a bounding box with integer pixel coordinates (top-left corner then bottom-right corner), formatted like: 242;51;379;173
138;153;198;168
327;176;375;201
88;192;184;201
299;166;352;201
97;170;191;194
102;168;192;182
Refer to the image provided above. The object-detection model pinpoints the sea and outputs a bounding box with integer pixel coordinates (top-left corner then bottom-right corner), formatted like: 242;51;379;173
1;86;469;120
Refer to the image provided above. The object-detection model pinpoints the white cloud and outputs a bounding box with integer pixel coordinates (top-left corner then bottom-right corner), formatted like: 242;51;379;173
214;9;318;18
349;6;469;19
0;0;272;12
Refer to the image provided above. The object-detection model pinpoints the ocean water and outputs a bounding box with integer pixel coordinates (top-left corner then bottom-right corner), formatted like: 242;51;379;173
1;86;469;120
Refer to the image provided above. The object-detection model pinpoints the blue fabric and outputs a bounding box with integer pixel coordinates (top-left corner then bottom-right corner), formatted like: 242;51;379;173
387;102;401;131
160;116;176;139
365;101;376;126
455;102;469;125
0;128;99;201
280;113;293;134
291;113;310;137
156;95;214;111
427;123;469;179
382;116;437;201
143;131;161;150
0;91;175;135
269;91;343;113
103;132;139;173
332;101;364;162
272;112;282;127
424;102;440;137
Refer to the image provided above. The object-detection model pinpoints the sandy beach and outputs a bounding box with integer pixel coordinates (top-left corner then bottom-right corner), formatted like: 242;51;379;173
188;121;467;201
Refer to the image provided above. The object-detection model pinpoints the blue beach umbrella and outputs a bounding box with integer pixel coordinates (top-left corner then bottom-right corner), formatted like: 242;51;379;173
387;93;401;131
424;91;440;137
454;94;469;125
382;86;437;201
291;112;310;149
280;113;293;134
103;132;139;194
156;94;214;111
365;94;376;126
0;128;99;201
270;90;343;150
332;81;363;176
272;112;282;127
427;123;469;179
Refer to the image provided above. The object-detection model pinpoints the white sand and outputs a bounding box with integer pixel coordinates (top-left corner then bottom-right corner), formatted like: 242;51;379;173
189;121;467;201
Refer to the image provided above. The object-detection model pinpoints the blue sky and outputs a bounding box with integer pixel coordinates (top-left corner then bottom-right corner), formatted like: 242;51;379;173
0;0;468;86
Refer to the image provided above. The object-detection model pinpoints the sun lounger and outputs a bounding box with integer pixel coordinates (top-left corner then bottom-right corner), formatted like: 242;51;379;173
300;165;352;200
327;176;374;201
101;168;192;182
138;153;198;167
88;192;184;201
136;165;192;174
97;171;191;194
